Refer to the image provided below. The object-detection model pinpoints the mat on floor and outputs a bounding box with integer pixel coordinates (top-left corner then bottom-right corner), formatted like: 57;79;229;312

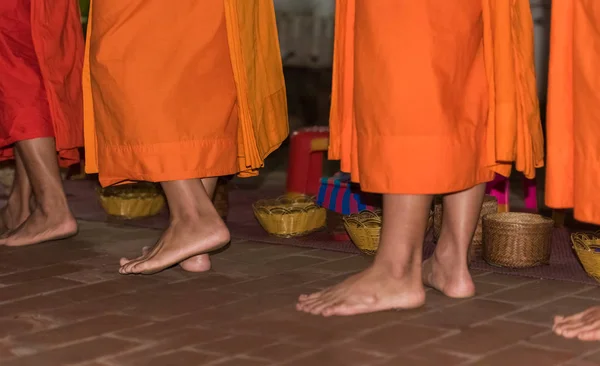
64;180;598;285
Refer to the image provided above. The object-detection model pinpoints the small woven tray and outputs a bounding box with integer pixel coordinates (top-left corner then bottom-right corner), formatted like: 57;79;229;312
572;232;600;282
344;210;433;256
482;212;553;268
434;195;498;261
97;183;165;219
253;195;326;238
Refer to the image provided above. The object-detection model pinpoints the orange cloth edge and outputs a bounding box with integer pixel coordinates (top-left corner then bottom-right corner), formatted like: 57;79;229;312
328;0;544;185
84;0;289;184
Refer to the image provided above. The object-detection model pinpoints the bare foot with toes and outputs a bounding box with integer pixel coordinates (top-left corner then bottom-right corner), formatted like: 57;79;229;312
0;206;77;246
554;306;600;341
134;246;212;273
119;216;229;275
296;265;426;316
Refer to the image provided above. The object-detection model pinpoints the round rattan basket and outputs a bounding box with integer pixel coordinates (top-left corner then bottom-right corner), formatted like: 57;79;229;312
571;232;600;282
482;212;553;268
253;195;326;238
434;195;498;260
344;210;433;256
97;183;165;219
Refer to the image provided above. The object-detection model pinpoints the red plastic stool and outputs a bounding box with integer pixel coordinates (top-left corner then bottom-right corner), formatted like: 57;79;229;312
286;126;329;196
485;174;538;212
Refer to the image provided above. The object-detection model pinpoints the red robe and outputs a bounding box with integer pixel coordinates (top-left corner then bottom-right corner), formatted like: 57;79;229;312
0;0;84;167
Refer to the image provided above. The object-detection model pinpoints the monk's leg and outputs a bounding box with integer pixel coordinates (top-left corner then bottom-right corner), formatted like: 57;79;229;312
0;150;33;232
123;177;219;273
119;177;229;275
0;137;77;246
296;194;431;316
554;307;600;341
423;184;485;298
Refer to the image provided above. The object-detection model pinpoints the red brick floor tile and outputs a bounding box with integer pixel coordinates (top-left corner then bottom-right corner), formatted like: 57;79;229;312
405;347;472;365
105;327;226;364
195;334;278;354
475;272;537;286
246;342;309;362
308;256;372;273
129;349;223;366
485;280;589;305
12;315;149;349
580;350;600;364
508;297;600;326
282;348;390;366
471;344;576;365
0;319;38;338
0;278;81;304
212;356;273;366
406;299;519;329
527;331;600;354
3;337;138;366
428;319;546;355
0;264;86;286
574;287;600;300
349;323;451;354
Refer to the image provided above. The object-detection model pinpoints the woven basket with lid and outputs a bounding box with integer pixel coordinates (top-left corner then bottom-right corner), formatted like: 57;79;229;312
482;212;553;268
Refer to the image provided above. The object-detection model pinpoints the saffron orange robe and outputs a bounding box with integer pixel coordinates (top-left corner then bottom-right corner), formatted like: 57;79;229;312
329;0;544;194
0;0;84;167
83;0;288;186
545;1;600;224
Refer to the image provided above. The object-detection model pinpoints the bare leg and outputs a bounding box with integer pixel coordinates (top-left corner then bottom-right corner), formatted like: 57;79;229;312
554;307;600;341
0;150;33;232
296;194;431;316
0;138;77;246
179;177;219;272
422;184;485;298
119;177;229;275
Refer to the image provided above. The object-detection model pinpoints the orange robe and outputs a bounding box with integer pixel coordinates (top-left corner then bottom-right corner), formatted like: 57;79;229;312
329;0;544;194
545;1;600;224
0;0;84;167
83;0;288;186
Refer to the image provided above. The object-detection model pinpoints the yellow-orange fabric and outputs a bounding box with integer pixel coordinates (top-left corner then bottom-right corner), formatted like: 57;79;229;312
329;0;544;194
83;0;288;186
545;1;600;224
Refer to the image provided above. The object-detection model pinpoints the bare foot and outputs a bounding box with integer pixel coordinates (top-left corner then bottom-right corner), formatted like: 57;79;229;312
119;216;229;275
133;246;212;273
422;254;475;299
0;202;30;233
296;265;426;316
554;307;600;341
0;207;77;247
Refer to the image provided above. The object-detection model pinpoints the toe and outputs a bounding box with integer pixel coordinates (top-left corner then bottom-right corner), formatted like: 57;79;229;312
578;330;600;341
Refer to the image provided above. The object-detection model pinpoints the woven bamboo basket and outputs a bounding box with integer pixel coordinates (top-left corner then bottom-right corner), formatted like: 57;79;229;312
213;178;229;220
97;183;165;219
482;212;553;268
344;210;433;256
571;232;600;282
253;195;326;237
434;195;498;260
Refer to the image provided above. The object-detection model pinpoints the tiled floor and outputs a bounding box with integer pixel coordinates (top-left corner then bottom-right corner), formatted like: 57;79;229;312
1;221;600;366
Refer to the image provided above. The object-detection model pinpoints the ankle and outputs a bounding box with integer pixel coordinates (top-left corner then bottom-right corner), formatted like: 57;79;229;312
373;257;421;281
